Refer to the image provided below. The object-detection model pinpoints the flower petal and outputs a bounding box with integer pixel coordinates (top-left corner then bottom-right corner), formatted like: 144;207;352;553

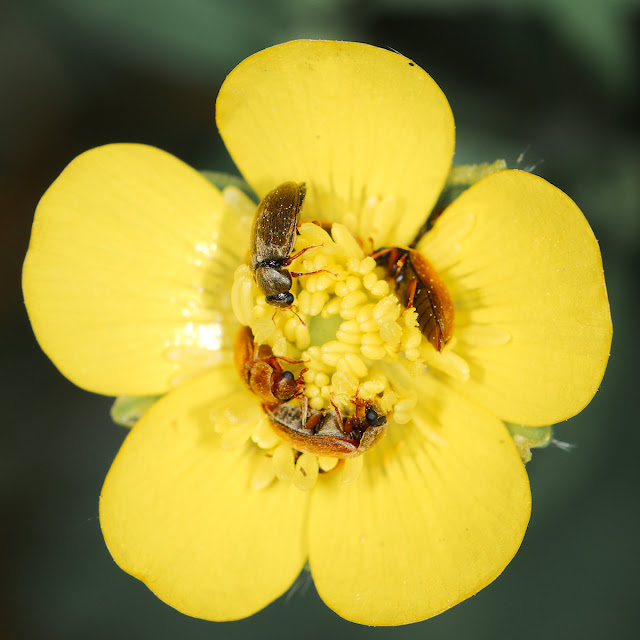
308;376;530;625
216;39;454;247
418;170;612;425
23;144;250;396
100;369;309;621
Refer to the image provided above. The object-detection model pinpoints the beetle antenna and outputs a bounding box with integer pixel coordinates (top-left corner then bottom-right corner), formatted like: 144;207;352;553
329;394;344;432
288;305;307;326
272;306;307;327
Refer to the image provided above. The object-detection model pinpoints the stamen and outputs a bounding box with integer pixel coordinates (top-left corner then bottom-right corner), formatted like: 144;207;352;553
338;353;368;378
251;416;281;449
251;453;276;490
332;223;364;259
318;456;340;472
341;455;364;484
294;453;319;490
358;195;397;244
221;423;254;450
417;211;475;271
392;392;418;424
458;325;512;347
420;341;471;382
231;265;257;327
273;444;296;481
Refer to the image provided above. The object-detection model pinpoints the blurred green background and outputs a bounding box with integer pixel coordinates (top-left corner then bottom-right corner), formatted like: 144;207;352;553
2;0;638;638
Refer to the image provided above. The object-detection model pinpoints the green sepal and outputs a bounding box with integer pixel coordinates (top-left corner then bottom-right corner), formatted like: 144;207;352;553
506;423;554;463
434;160;508;213
110;395;162;428
200;170;257;202
410;160;507;244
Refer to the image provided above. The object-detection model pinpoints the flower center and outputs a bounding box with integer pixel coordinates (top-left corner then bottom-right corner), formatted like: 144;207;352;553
235;221;426;408
229;219;435;489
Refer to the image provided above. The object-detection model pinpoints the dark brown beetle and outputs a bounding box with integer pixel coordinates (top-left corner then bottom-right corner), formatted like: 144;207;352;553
373;247;454;351
250;181;325;308
264;395;387;459
234;326;306;405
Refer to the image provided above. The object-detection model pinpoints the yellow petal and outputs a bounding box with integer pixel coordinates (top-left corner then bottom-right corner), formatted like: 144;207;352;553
418;170;612;425
308;376;530;625
100;369;309;621
216;39;454;247
23;144;248;396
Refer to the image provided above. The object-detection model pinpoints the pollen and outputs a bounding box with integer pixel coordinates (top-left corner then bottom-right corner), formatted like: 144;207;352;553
229;219;450;491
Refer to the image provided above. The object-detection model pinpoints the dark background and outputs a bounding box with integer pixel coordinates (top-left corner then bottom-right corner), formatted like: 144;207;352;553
2;1;638;638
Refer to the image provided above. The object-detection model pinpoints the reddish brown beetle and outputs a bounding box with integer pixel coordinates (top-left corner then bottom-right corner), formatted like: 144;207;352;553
250;181;328;309
373;247;454;351
234;326;306;405
264;395;387;459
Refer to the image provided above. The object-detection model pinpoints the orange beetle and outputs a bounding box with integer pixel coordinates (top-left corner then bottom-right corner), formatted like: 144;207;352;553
234;326;306;405
373;247;454;351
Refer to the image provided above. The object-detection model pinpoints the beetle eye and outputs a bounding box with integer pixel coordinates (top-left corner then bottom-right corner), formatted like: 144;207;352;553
282;370;295;381
365;408;387;427
365;408;379;424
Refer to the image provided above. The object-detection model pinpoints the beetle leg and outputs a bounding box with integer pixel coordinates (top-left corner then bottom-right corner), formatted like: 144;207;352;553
392;252;408;279
271;354;308;365
299;394;308;426
370;246;393;260
283;243;323;266
370;246;399;271
289;268;335;278
404;276;418;310
349;382;362;408
329;395;346;434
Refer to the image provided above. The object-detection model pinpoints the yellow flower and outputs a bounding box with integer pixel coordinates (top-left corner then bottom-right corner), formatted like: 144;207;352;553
22;40;612;625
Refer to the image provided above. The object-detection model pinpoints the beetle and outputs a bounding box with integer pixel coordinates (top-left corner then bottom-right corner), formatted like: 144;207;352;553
373;247;454;351
250;181;326;308
264;395;387;459
333;394;387;436
234;326;306;405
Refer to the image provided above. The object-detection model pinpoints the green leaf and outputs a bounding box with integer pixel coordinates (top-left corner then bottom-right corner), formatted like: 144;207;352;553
200;171;258;202
506;423;554;463
110;395;161;428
